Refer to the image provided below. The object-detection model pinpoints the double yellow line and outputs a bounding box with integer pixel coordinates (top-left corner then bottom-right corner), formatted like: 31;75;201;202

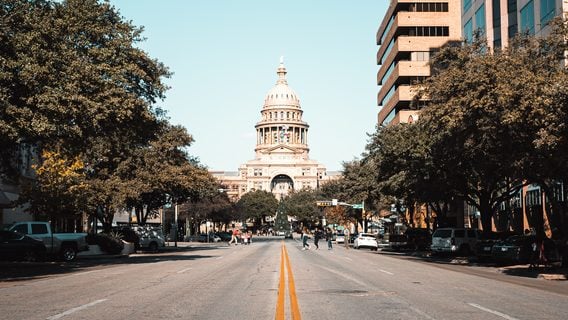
275;243;301;320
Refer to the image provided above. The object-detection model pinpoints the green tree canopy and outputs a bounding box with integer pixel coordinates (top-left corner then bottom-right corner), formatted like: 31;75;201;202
235;190;278;225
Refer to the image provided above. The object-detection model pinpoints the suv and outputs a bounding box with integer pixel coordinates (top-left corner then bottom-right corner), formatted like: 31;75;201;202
431;228;479;255
389;228;431;251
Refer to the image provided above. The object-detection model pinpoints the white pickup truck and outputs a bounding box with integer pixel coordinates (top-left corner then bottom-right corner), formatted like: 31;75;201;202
8;221;89;261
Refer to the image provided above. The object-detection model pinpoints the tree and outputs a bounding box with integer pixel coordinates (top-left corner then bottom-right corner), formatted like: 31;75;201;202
273;202;291;233
2;0;173;229
365;122;456;228
20;150;87;221
281;189;321;224
415;37;534;231
181;190;233;235
235;190;278;226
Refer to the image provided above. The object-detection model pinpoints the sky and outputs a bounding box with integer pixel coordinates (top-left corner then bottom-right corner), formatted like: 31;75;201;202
108;0;389;171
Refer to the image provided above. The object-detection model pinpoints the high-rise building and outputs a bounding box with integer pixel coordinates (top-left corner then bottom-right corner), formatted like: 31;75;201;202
462;0;567;50
376;1;462;126
212;60;339;201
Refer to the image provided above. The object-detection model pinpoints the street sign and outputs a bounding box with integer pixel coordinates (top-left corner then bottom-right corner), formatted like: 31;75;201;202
316;200;333;207
352;204;363;209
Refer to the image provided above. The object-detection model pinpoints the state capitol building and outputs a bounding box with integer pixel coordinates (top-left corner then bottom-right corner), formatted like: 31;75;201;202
211;60;340;201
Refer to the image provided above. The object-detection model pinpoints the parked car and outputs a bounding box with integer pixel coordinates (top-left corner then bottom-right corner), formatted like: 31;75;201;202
0;230;46;262
491;235;560;265
131;226;165;252
474;231;517;261
187;233;222;243
7;221;88;261
335;232;345;244
353;233;378;250
389;228;431;251
215;232;232;242
430;228;480;255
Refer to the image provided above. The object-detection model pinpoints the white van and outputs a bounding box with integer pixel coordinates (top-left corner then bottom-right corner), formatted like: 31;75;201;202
431;228;479;255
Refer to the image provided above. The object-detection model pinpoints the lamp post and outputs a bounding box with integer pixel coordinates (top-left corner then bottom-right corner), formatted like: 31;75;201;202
174;203;178;248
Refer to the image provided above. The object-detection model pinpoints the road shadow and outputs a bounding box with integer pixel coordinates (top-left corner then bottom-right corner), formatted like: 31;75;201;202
0;248;219;283
377;249;568;280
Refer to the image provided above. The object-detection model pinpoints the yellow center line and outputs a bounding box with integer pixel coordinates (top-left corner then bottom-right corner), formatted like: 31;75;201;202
275;242;302;320
275;245;286;320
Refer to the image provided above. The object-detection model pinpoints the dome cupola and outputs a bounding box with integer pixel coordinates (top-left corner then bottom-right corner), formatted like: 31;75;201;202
263;58;300;108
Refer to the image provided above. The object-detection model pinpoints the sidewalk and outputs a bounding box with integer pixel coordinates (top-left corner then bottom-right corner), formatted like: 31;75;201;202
377;248;567;281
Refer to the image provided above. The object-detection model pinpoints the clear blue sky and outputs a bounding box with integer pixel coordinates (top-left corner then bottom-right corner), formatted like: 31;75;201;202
108;0;388;171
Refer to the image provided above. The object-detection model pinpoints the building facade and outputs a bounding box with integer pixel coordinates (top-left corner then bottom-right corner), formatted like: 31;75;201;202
376;0;462;126
462;0;568;234
462;0;568;50
212;60;339;202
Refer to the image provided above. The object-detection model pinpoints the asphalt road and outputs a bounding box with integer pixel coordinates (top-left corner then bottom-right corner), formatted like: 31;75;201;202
1;238;567;320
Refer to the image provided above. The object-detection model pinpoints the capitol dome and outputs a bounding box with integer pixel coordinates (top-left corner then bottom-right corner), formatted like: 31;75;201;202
263;60;300;108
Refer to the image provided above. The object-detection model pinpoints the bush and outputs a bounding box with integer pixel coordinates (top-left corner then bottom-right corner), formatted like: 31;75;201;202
86;232;124;254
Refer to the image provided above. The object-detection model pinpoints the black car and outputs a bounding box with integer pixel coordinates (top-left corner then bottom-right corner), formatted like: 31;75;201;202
492;235;559;265
0;230;46;262
474;231;517;262
215;232;232;242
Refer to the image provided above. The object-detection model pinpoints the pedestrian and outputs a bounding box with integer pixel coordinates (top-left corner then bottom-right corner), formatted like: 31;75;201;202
326;228;333;250
228;229;239;246
302;227;311;250
247;230;253;244
313;228;322;250
344;227;349;249
529;238;538;269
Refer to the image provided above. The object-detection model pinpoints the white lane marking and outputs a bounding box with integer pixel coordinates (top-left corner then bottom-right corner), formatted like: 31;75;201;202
177;267;192;274
343;257;353;261
318;266;368;287
46;299;107;320
409;306;437;320
378;269;394;275
468;303;520;320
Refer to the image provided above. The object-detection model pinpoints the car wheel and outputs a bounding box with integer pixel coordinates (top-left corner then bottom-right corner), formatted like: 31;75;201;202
61;246;77;262
149;242;158;252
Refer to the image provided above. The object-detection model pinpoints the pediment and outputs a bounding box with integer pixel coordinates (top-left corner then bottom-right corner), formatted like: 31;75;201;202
262;144;300;154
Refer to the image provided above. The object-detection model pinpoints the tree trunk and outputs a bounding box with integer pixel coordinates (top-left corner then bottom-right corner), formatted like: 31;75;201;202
478;193;493;232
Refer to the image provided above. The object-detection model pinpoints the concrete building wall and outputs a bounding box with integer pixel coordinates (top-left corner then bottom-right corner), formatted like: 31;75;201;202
376;0;462;126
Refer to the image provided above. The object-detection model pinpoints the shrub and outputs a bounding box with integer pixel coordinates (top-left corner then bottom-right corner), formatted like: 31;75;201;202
86;232;124;254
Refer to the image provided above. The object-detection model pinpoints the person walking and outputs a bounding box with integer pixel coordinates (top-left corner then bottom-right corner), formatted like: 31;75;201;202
344;227;349;249
302;227;311;250
326;228;333;250
228;228;239;246
313;228;322;250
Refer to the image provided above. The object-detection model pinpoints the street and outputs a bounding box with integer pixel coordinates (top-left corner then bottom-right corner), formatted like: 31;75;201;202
1;238;567;320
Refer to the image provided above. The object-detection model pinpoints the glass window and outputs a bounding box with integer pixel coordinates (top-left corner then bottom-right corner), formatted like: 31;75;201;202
464;18;473;42
475;4;486;35
380;61;395;85
380;38;395;65
13;224;28;234
464;0;472;12
540;0;555;26
31;223;48;235
520;0;535;35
